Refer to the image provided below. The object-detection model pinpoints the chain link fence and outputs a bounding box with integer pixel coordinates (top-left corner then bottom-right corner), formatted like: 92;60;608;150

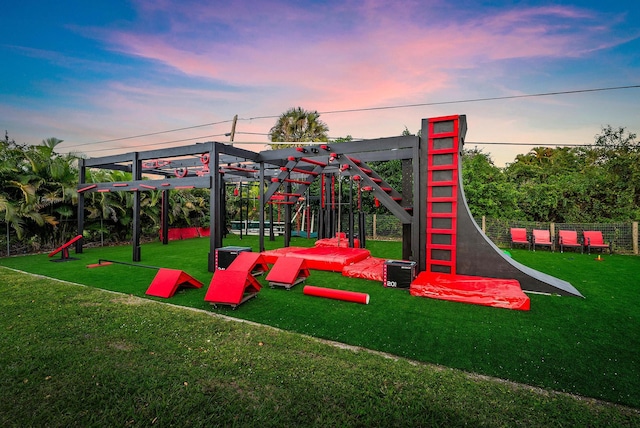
343;214;639;255
2;215;638;257
482;218;637;254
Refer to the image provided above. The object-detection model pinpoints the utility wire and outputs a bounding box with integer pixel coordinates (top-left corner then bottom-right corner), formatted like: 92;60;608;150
64;119;235;149
79;133;229;154
467;141;593;147
65;84;640;150
245;84;640;120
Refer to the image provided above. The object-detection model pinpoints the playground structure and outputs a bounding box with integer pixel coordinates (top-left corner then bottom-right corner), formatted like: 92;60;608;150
75;114;583;300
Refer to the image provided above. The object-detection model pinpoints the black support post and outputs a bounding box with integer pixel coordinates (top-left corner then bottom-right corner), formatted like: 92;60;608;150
401;158;413;261
132;152;142;262
161;189;169;245
76;158;85;254
284;180;292;247
208;145;221;272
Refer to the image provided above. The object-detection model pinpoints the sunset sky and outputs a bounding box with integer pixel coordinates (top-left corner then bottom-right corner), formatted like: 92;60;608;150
2;0;639;166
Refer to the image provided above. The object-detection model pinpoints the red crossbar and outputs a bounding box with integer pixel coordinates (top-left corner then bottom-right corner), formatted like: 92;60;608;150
281;166;319;176
284;178;311;185
288;156;327;167
77;184;97;193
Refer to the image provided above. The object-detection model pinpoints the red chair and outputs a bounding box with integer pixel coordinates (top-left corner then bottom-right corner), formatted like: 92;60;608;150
583;231;612;255
558;230;582;253
510;228;529;250
532;229;554;252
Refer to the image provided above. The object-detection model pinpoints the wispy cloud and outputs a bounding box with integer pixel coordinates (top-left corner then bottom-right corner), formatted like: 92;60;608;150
4;0;637;165
87;1;623;110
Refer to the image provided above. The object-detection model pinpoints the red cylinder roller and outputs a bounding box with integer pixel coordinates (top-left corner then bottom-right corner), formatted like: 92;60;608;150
303;285;370;304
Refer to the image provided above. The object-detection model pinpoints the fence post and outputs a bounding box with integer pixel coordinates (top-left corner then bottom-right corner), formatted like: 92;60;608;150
482;216;486;233
373;214;377;240
633;221;638;255
5;223;9;257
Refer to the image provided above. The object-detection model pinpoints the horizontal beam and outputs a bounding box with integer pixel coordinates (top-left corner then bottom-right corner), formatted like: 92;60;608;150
76;176;212;193
257;136;417;163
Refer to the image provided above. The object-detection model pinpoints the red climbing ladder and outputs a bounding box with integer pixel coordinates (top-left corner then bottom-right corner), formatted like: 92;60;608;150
425;116;460;275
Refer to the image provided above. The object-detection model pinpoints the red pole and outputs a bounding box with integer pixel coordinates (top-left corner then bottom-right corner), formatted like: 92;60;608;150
303;285;370;304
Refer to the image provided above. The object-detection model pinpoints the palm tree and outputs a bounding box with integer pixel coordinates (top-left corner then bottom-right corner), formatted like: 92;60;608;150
268;107;329;149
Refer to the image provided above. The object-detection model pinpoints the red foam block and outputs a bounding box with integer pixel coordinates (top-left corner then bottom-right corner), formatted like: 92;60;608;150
227;251;270;275
145;268;203;298
341;257;386;281
266;258;310;289
410;272;530;311
204;270;261;307
303;285;369;305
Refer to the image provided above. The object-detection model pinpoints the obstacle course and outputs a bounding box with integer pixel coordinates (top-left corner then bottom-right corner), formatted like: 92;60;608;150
75;114;584;311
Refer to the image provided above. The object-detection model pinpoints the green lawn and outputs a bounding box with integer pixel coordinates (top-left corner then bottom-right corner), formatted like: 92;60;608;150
1;268;639;427
1;235;639;410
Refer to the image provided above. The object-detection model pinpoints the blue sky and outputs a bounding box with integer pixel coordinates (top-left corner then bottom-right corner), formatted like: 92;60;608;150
2;0;639;166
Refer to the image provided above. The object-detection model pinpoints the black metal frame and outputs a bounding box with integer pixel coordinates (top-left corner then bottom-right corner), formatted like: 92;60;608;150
75;115;582;297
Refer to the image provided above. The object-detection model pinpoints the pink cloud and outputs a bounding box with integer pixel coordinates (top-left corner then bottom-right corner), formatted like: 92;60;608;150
97;2;613;113
34;1;633;161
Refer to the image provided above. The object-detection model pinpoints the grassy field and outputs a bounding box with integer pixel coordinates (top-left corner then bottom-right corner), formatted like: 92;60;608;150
1;234;639;412
1;268;639;427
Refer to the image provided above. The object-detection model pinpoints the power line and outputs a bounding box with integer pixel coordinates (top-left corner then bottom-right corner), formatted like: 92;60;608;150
245;84;640;120
467;141;592;147
79;133;229;154
64;119;234;149
64;84;640;151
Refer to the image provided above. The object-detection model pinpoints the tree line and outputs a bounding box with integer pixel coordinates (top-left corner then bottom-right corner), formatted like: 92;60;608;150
462;125;639;223
1;109;638;254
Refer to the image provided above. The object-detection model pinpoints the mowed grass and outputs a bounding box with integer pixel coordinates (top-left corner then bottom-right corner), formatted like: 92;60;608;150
1;268;639;427
1;235;639;411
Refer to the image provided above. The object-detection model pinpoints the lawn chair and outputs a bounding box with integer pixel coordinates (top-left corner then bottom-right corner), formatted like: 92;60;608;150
558;230;582;253
532;229;554;252
583;231;612;255
510;228;530;250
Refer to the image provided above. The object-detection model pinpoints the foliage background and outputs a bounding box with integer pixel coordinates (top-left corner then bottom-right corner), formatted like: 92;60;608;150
1;125;638;255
